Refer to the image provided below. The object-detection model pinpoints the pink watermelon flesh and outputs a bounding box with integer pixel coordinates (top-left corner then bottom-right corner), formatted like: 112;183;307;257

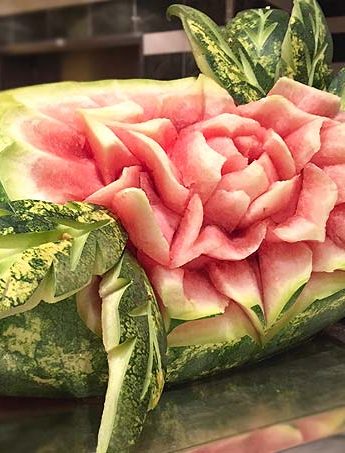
195;221;267;261
32;152;103;202
190;113;262;138
201;75;237;118
170;130;226;203
309;237;345;272
112;188;170;265
115;128;189;214
209;260;264;332
270;177;302;224
81;115;139;184
327;205;345;248
204;189;250;232
22;117;89;160
14;75;345;330
139;172;180;245
160;84;204;130
323;165;345;205
78;101;145;126
268;77;341;117
285;119;324;173
274;164;337;242
334;112;345;123
206;136;248;173
109;118;177;150
237;95;318;137
263;129;296;179
240;176;300;228
233;135;263;160
170;194;204;268
167;302;258;347
149;264;228;321
217;161;270;202
312;124;345;166
40;96;100;131
85;165;141;208
256;152;279;184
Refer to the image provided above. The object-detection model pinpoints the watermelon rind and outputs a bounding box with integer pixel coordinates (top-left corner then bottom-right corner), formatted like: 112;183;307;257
0;199;126;318
259;288;345;359
167;336;258;385
97;250;165;452
166;302;259;384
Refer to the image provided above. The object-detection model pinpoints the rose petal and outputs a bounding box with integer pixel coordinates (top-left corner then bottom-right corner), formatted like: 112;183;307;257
312;123;345;166
237;95;318;137
269;77;340;117
218;161;270;202
263;129;296;179
285;118;324;172
204;189;250;232
170;130;226;203
85;165;141;208
170;194;204;268
115;129;189;213
113;187;170;265
323;164;345;205
274;164;337;242
207;136;248;173
240;176;301;228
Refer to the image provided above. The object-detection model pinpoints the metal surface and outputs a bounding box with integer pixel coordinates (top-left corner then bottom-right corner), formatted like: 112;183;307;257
0;335;345;452
0;1;109;17
143;31;191;56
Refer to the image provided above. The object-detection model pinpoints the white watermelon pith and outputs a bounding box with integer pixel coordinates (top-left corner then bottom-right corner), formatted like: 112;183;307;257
0;74;345;378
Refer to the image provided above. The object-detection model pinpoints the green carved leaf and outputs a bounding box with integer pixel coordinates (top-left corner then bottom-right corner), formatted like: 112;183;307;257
329;67;345;110
167;4;263;104
279;0;333;89
224;8;290;93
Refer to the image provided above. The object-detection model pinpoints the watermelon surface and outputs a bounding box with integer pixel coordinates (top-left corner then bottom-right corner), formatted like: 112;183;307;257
0;74;345;387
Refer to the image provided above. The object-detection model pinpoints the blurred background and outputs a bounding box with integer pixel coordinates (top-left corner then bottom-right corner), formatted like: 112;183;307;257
0;0;343;89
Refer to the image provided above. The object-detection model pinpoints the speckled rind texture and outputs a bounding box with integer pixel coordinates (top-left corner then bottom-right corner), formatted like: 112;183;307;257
0;296;108;397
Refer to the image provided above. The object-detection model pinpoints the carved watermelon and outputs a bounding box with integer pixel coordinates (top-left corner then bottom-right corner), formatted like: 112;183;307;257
0;73;345;389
